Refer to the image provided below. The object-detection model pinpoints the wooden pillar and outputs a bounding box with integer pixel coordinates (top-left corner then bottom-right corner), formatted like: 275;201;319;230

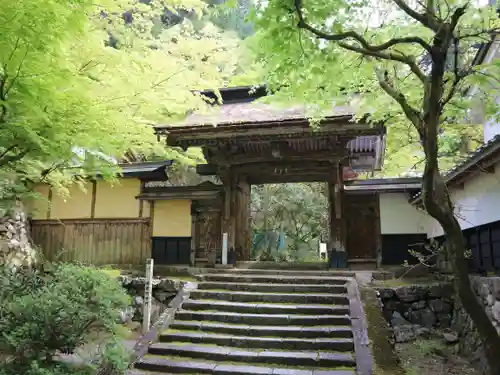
234;176;251;261
374;193;382;268
221;167;236;256
328;163;346;254
190;203;197;266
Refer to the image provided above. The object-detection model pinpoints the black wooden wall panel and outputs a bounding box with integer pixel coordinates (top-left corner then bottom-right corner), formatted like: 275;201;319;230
151;237;191;265
381;233;428;265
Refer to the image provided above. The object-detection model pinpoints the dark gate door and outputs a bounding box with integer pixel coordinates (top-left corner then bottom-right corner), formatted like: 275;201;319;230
345;193;380;259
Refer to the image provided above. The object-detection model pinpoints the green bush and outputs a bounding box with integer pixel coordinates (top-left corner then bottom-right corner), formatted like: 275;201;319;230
0;262;131;371
0;361;94;375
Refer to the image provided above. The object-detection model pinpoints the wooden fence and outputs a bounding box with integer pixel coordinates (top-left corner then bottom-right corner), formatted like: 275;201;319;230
30;218;151;265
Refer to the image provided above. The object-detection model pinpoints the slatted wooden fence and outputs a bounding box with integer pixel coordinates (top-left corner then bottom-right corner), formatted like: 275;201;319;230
30;218;151;265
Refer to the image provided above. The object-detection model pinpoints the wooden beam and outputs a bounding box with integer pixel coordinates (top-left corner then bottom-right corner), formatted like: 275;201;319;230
374;193;382;269
163;118;382;146
328;164;346;255
209;149;348;165
249;174;332;184
47;187;53;220
196;163;218;176
484;164;495;174
234;176;251;261
138;190;221;201
149;201;155;239
190;204;197;266
90;180;97;218
138;181;145;218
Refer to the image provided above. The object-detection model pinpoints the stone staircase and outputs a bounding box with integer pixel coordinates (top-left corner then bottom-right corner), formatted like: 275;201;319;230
131;270;364;375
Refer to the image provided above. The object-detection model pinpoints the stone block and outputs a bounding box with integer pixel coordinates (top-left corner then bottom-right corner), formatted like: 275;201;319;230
384;299;403;311
411;300;426;310
420;308;437;328
393;324;416;343
492;301;500;322
437;313;452;328
429;299;452;313
377;288;394;299
395;286;426;302
409;308;436;327
391;311;410;326
428;283;453;298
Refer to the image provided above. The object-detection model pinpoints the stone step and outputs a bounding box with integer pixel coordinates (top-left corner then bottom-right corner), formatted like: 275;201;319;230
168;321;353;338
175;310;351;326
198;274;350;285
197;282;348;294
147;343;356;368
160;331;355;351
201;267;356;277
134;356;356;374
189;290;349;305
181;300;350;315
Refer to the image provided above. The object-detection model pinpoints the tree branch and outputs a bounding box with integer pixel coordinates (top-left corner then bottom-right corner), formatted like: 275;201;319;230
0;145;18;161
375;69;423;129
392;0;440;31
294;0;432;53
450;4;468;30
293;0;429;83
440;38;470;108
0;148;30;167
338;41;427;83
0;72;7;122
5;48;29;95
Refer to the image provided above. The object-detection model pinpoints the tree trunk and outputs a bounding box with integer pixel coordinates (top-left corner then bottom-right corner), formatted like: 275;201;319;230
422;163;500;375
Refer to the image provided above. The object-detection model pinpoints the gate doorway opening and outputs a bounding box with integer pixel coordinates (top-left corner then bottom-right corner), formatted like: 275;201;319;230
250;183;328;262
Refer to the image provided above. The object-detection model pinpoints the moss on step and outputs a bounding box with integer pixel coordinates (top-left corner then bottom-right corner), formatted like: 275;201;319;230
371;278;435;288
141;353;355;371
360;287;406;375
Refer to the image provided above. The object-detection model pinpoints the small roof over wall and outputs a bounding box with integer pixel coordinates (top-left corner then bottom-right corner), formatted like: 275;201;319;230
117;160;173;179
345;177;421;194
137;180;223;201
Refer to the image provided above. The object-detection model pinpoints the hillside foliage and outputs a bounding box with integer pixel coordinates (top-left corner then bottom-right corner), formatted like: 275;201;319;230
0;0;248;203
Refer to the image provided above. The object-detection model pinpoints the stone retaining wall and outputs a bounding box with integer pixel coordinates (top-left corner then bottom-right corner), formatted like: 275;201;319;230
375;282;454;342
453;276;500;374
117;276;186;324
0;204;37;270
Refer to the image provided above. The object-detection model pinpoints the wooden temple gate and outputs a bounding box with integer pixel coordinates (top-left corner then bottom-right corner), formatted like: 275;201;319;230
158;107;386;265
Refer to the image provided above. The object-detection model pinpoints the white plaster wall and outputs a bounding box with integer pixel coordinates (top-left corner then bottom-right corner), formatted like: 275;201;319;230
427;161;500;237
379;193;430;234
469;36;500;142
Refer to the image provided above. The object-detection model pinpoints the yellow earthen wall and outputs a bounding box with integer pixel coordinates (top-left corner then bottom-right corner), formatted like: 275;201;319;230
50;182;93;219
152;200;191;237
94;179;142;218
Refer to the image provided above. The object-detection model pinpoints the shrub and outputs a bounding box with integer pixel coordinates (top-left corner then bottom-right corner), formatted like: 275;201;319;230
0;262;131;370
0;361;94;375
92;339;132;374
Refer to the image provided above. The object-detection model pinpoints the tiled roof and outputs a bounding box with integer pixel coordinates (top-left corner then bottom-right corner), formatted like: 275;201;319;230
162;101;357;127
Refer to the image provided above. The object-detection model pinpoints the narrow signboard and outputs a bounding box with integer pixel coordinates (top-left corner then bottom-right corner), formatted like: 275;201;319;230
142;258;154;334
222;232;228;265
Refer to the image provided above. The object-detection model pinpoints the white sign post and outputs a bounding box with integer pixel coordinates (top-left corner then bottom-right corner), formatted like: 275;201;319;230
142;258;154;334
222;232;228;265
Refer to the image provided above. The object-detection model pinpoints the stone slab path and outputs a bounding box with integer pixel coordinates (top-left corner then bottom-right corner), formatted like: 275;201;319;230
130;269;370;375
